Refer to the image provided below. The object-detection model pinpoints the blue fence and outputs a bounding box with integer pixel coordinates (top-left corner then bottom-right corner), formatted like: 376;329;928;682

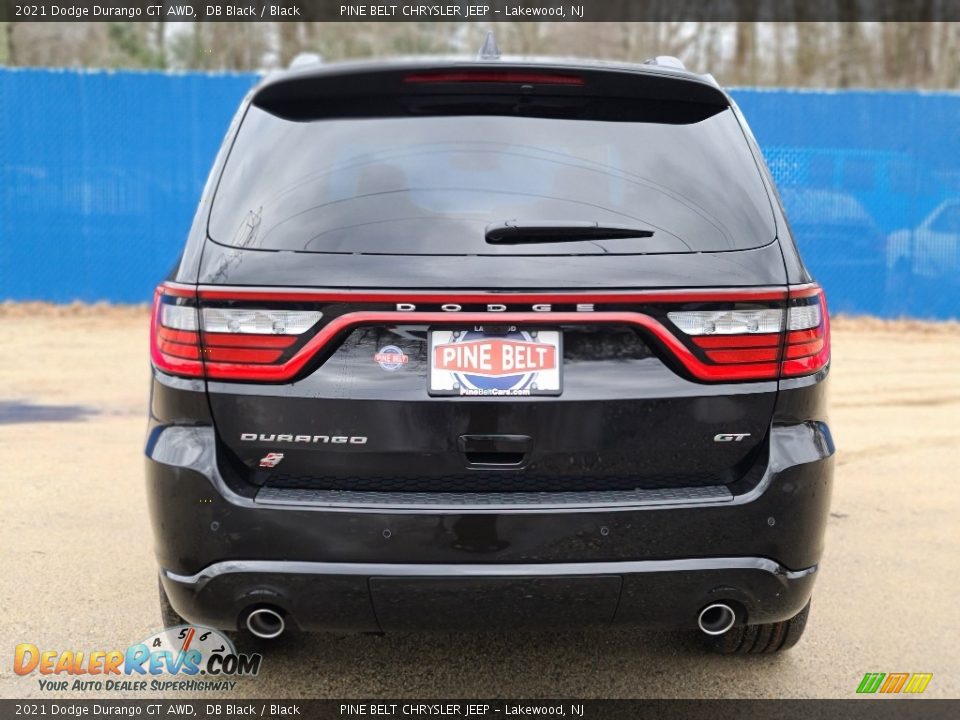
1;69;958;318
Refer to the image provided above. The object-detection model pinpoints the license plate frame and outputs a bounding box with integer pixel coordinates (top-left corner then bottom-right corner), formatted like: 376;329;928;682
428;325;563;397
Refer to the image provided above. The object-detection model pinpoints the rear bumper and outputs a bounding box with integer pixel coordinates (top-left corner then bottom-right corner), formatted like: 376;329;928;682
160;557;817;633
146;395;834;632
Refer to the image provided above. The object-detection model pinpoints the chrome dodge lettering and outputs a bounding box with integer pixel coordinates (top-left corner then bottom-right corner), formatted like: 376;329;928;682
393;303;598;312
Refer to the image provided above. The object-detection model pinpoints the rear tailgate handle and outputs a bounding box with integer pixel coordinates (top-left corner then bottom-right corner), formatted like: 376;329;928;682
458;434;532;467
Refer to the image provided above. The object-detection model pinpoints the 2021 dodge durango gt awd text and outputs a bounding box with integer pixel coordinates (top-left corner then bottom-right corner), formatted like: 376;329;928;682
146;55;834;654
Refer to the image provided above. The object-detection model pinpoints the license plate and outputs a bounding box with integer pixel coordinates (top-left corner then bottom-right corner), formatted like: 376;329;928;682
429;327;562;397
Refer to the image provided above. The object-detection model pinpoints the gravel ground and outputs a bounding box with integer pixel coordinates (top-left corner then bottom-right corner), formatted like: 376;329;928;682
1;307;958;699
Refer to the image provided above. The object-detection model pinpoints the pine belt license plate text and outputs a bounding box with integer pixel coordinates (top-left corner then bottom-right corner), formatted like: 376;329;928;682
429;327;563;397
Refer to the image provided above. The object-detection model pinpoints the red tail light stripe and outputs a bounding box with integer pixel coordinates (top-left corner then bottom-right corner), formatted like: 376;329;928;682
785;339;825;360
204;347;286;364
705;348;780;364
157;340;200;360
158;284;197;299
692;334;780;349
787;285;824;300
786;328;821;344
782;350;829;376
158;327;199;346
153;352;203;377
202;334;299;349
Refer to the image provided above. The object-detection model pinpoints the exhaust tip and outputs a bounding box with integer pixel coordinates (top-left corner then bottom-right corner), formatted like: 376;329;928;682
246;607;285;639
698;603;736;636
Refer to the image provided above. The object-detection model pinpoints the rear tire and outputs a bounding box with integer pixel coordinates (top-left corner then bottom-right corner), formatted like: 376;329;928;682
700;599;811;654
159;578;265;651
158;576;187;629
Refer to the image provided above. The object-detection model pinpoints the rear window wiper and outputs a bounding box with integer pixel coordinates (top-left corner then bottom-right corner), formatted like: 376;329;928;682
485;220;655;245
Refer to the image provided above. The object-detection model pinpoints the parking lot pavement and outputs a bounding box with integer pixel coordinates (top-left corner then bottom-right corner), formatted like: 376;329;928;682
1;307;958;698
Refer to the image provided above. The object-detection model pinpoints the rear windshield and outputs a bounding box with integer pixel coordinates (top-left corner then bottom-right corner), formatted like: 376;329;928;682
209;105;775;255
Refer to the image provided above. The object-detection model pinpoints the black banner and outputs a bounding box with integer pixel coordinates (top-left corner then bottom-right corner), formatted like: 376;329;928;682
4;0;960;23
1;700;959;720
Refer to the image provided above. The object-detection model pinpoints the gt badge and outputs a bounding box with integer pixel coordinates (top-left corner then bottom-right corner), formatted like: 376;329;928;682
714;433;751;442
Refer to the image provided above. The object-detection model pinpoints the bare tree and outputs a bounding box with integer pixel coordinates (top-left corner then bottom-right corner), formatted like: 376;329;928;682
4;20;960;91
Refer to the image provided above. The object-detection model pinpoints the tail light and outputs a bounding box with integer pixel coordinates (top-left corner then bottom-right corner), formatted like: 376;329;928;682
666;306;782;380
151;288;203;378
666;286;829;381
151;284;829;384
781;288;830;377
200;308;322;367
150;287;323;381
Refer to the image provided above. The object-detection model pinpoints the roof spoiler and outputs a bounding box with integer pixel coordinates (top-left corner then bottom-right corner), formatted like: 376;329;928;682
251;60;731;121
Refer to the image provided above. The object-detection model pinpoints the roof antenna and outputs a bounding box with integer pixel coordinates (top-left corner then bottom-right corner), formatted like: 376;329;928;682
478;30;501;60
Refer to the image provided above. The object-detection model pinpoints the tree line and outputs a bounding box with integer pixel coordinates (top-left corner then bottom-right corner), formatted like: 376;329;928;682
2;21;957;89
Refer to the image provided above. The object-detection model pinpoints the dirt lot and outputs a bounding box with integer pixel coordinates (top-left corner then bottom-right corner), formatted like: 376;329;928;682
1;305;958;699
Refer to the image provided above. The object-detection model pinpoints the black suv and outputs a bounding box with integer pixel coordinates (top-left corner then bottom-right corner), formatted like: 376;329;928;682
147;54;833;654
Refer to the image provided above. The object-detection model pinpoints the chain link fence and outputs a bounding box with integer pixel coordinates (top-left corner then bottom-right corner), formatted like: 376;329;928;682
1;69;958;319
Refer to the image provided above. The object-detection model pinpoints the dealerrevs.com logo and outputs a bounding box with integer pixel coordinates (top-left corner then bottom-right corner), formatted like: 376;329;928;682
14;626;262;693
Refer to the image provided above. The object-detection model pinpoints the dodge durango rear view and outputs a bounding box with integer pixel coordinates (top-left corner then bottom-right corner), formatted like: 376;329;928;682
146;52;834;654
